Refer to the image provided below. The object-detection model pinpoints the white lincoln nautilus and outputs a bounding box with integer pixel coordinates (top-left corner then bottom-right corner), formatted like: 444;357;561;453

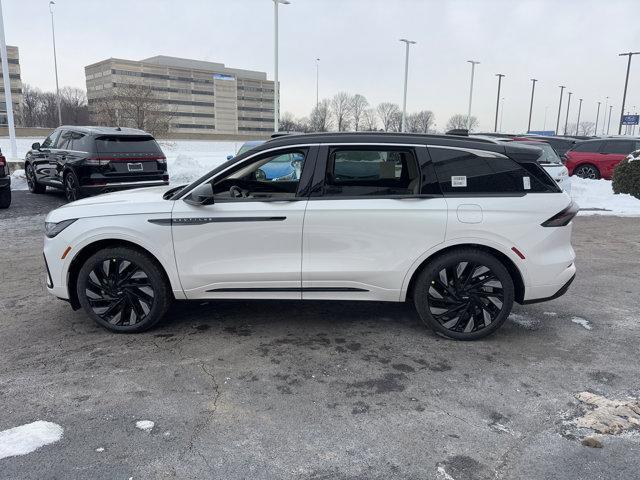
43;132;577;340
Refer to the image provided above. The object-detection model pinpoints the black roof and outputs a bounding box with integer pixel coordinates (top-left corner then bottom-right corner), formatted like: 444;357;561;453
58;125;152;136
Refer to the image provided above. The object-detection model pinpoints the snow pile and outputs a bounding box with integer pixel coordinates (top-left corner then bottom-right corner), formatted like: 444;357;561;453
135;420;155;432
10;168;27;190
570;177;640;216
0;421;64;459
161;140;237;186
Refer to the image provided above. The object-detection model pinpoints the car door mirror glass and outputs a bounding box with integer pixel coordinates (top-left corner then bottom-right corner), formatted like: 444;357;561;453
32;142;41;150
184;183;214;206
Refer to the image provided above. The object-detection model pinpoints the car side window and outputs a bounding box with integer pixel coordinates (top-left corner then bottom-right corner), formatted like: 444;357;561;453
210;148;308;200
56;130;73;150
571;141;602;152
430;147;547;194
602;141;634;154
320;147;420;197
40;130;61;149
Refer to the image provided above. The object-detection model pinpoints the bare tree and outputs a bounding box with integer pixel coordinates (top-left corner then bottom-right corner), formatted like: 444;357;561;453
578;121;596;136
94;84;175;136
20;84;41;127
446;114;478;132
388;110;403;133
376;102;400;131
411;110;435;133
361;108;378;131
280;111;310;132
330;92;354;131
39;92;60;128
60;87;89;125
309;99;332;132
350;94;368;131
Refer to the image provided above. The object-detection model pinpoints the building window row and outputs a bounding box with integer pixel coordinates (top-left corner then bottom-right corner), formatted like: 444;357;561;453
237;96;273;102
238;116;271;122
0;73;21;80
173;123;215;129
238;106;274;112
171;112;216;118
238;126;273;132
112;69;216;85
112;82;214;96
237;85;274;93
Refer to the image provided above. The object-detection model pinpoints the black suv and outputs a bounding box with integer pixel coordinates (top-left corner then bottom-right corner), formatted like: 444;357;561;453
0;147;10;208
25;126;169;201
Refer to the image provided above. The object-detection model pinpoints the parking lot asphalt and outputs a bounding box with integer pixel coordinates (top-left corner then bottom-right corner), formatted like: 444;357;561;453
1;190;639;480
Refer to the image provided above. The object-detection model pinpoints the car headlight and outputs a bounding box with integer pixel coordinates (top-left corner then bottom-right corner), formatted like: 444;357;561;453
45;219;78;238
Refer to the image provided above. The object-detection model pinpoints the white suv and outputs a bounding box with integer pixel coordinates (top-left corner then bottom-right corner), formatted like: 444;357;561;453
44;133;577;340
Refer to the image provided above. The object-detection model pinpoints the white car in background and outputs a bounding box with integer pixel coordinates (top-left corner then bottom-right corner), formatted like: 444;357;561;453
512;140;571;193
43;132;577;340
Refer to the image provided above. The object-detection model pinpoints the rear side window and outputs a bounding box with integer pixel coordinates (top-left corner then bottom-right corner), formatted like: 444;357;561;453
601;141;634;154
95;136;163;156
430;147;555;194
56;130;73;150
322;147;420;197
571;141;603;152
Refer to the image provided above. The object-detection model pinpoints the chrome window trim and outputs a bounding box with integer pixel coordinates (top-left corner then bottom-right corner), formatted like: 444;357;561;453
426;145;508;158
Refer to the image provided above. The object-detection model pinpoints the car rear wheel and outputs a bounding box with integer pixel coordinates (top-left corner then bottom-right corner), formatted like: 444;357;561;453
413;249;515;340
76;247;172;333
64;171;82;202
26;163;46;194
0;186;10;208
573;164;601;179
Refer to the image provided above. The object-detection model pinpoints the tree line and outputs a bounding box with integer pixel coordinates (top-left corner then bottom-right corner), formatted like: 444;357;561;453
19;84;90;128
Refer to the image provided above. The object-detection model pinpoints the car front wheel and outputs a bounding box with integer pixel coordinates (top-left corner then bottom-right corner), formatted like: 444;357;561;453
573;164;601;179
413;249;515;340
0;186;10;208
26;163;46;194
76;247;172;333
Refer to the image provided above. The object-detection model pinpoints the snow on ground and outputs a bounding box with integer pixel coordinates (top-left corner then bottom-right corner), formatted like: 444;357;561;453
0;421;64;460
135;420;155;432
3;136;640;216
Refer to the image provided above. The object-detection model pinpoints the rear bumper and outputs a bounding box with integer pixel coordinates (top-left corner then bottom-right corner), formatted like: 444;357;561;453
521;262;576;304
521;271;575;304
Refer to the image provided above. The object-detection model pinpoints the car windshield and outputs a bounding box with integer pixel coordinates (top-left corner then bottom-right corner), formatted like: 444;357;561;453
517;141;562;164
237;141;265;155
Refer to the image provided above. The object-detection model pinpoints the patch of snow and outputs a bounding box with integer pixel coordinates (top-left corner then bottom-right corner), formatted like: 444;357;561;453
543;311;557;316
573;392;640;435
135;420;154;432
0;421;64;460
489;422;516;435
508;312;540;330
95;447;104;452
571;177;640;217
436;465;455;480
9;168;27;191
571;316;592;330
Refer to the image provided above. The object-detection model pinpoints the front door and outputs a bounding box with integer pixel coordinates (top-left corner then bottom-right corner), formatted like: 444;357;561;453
301;144;447;302
31;129;61;184
172;146;317;299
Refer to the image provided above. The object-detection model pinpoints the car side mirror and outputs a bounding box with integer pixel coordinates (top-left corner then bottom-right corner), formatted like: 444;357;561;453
32;142;41;150
184;182;214;206
226;155;234;160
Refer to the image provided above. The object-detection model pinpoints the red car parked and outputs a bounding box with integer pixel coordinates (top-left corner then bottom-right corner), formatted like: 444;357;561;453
564;138;640;179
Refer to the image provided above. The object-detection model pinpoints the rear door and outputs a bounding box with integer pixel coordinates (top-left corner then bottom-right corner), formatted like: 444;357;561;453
600;140;635;178
94;135;166;183
301;144;447;301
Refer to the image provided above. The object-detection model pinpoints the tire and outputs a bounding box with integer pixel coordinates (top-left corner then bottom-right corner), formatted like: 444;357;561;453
64;170;82;202
413;249;515;340
573;164;601;180
76;247;172;333
25;163;46;194
0;186;10;208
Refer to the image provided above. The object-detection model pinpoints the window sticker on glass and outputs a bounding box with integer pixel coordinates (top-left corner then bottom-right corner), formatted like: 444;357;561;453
523;177;531;190
451;176;467;187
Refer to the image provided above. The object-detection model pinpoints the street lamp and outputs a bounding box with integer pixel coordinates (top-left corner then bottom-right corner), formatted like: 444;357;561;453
602;96;609;134
49;1;62;126
272;0;290;132
315;57;320;108
607;104;613;135
543;106;549;131
527;78;537;133
494;73;504;132
556;85;565;135
595;101;601;135
0;0;16;158
499;97;505;132
575;98;582;136
467;60;480;131
563;91;572;135
617;52;640;135
399;38;416;132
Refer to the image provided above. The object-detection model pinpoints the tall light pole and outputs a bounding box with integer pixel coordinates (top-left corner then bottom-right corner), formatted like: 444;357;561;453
49;1;62;126
499;97;505;132
602;96;609;134
494;73;504;132
272;0;290;132
594;101;601;135
617;52;640;135
527;78;537;133
556;85;565;135
0;0;16;158
399;38;416;133
575;98;583;135
315;57;319;108
543;106;549;131
607;104;613;135
466;60;480;131
563;91;572;135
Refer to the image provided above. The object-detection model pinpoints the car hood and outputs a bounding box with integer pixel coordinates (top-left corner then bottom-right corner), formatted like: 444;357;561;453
46;185;174;222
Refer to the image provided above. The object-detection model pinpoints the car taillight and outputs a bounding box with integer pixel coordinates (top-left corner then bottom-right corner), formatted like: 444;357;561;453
84;157;110;166
541;201;579;227
157;156;167;164
0;154;5;166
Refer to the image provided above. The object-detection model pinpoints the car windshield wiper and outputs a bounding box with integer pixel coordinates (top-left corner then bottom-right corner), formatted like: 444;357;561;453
163;184;187;200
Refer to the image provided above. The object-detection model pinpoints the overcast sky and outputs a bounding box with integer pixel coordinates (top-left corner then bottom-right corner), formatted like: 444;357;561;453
3;0;640;133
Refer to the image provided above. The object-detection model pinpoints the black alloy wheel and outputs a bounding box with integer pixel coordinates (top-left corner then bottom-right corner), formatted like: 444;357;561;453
77;247;171;332
64;172;80;202
26;164;46;193
574;164;600;180
413;249;514;340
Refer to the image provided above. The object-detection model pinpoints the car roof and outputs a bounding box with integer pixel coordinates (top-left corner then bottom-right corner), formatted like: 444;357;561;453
57;125;152;137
